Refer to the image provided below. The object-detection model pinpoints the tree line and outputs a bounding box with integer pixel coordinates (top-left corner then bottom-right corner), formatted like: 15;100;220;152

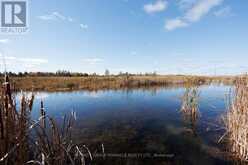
0;70;90;77
0;69;158;77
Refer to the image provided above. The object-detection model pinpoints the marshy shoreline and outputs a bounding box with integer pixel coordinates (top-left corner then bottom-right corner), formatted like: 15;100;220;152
0;74;247;164
6;75;236;91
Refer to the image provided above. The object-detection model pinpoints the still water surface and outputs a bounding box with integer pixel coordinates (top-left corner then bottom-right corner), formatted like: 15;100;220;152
23;85;234;164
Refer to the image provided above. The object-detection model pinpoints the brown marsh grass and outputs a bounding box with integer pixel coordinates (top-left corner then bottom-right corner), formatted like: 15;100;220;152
7;75;233;91
0;75;92;165
223;76;248;161
181;86;200;135
0;75;33;164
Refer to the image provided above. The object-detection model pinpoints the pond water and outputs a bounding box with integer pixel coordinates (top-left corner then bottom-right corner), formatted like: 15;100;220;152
20;85;235;164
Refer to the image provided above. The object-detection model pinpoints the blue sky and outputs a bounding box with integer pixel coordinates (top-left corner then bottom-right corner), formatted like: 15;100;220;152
0;0;247;75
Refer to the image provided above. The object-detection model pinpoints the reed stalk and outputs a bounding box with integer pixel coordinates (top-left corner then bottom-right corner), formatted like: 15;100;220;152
224;76;248;160
0;75;91;165
181;86;199;135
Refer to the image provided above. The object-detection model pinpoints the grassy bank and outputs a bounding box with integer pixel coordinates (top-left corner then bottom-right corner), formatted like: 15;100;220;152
5;75;236;91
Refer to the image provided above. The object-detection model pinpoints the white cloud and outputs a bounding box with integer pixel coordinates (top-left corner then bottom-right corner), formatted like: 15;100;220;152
38;12;89;32
82;58;104;65
4;56;17;60
0;55;48;70
144;0;168;14
165;18;188;31
214;6;232;17
156;58;248;75
52;12;66;20
165;0;224;31
18;58;48;64
80;24;88;30
0;39;10;44
38;12;72;22
184;0;224;22
68;17;74;22
37;15;55;21
177;0;197;10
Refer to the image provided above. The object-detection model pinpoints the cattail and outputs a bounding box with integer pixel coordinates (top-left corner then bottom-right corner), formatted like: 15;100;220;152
181;86;199;136
28;94;34;112
0;75;90;164
40;100;46;129
3;74;11;153
0;94;3;139
101;143;105;159
4;75;11;103
224;75;248;160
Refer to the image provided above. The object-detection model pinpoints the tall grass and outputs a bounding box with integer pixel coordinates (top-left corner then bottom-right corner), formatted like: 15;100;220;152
10;75;215;91
224;76;248;160
0;75;92;165
0;75;33;163
181;86;200;135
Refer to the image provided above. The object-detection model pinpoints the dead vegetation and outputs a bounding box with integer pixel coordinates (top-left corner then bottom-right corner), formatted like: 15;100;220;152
223;76;248;161
7;75;234;92
180;85;200;136
0;75;92;165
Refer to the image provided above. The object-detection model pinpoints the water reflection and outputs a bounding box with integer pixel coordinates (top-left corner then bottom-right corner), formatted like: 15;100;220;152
18;85;232;164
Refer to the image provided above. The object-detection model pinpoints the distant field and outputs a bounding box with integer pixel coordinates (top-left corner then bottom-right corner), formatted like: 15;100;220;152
6;75;236;91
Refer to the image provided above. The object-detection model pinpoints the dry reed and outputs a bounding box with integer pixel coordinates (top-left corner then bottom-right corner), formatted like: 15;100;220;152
224;76;248;160
9;75;215;91
0;75;92;165
181;86;200;135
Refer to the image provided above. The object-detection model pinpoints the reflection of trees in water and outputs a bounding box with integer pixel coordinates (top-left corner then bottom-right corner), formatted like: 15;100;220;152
125;88;133;100
124;87;158;99
180;87;200;136
123;86;184;98
150;88;157;96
